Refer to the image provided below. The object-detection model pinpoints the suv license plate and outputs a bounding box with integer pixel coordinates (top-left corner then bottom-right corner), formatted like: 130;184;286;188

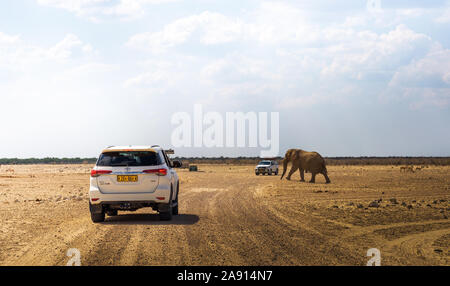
117;175;138;182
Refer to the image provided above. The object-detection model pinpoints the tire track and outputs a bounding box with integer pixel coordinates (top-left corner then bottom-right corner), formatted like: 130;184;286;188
382;228;450;265
81;223;133;265
4;215;96;265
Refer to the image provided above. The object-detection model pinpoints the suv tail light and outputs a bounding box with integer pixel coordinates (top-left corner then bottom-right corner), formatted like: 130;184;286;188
91;170;112;177
143;168;167;176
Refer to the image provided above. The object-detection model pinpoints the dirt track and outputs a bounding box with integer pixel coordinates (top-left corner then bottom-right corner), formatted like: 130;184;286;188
0;164;448;265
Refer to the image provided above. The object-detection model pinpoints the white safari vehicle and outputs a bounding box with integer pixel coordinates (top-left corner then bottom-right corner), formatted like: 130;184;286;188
255;160;279;176
89;145;182;222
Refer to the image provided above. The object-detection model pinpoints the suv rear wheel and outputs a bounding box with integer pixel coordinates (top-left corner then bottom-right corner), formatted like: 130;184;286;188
91;212;105;222
160;205;173;221
172;183;179;215
89;202;105;223
160;186;174;221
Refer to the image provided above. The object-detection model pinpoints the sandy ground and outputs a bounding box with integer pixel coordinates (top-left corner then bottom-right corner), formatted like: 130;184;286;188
0;164;448;266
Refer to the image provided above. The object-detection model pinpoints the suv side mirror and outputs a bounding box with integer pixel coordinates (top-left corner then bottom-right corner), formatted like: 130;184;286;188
172;160;182;168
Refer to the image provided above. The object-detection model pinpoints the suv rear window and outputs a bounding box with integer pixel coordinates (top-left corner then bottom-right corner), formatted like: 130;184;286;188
97;151;162;167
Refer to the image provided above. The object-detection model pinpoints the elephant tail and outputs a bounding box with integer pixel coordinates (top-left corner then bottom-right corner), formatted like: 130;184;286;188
280;157;289;180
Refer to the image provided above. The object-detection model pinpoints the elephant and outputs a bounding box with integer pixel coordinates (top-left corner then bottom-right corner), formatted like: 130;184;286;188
280;149;331;184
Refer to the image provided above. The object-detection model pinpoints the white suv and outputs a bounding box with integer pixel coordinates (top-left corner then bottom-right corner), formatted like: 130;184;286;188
89;145;181;222
255;160;279;176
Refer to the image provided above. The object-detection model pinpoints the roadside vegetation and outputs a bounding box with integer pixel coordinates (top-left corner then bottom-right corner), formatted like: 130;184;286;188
1;156;450;166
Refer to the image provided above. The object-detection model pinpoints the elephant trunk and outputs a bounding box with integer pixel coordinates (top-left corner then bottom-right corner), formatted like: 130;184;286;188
280;157;289;180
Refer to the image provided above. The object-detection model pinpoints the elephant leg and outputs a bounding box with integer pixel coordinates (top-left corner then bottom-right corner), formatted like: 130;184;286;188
286;165;299;180
280;158;289;180
309;172;316;183
322;171;331;184
299;169;305;182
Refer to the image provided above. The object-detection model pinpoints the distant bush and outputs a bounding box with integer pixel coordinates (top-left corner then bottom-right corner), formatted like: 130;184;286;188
1;156;449;166
172;156;450;166
0;158;97;165
324;157;450;166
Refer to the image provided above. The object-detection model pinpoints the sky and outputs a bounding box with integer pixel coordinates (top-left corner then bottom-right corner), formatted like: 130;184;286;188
1;0;450;158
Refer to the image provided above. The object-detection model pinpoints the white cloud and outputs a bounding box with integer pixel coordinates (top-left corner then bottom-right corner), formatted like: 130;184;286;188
276;95;322;109
396;8;425;18
436;13;450;23
246;1;315;44
64;62;117;75
124;71;168;86
342;15;367;27
105;0;179;19
386;47;450;108
48;34;84;60
0;32;116;155
200;54;278;85
124;2;450;109
403;88;450;109
435;4;450;23
36;0;179;20
126;2;315;52
0;32;95;72
320;25;432;80
126;11;244;53
123;59;182;87
390;47;450;87
0;32;20;45
37;0;109;17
